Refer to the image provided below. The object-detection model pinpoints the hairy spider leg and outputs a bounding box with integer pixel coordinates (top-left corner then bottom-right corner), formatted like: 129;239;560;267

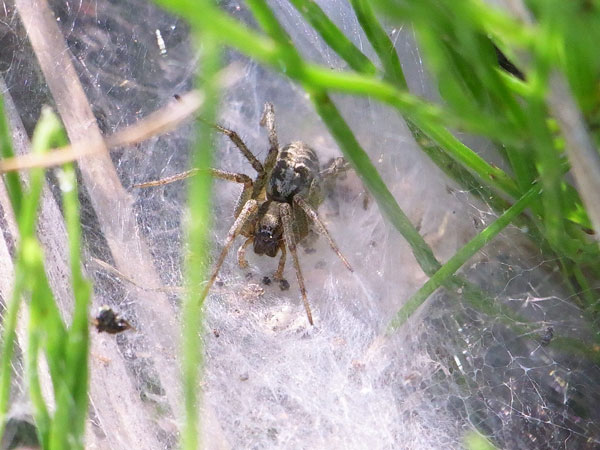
260;102;279;172
134;114;265;190
200;199;259;300
213;123;264;174
280;202;313;325
133;168;202;188
250;102;280;200
293;195;354;272
320;156;351;179
134;169;254;219
274;242;287;280
133;168;252;189
237;236;253;269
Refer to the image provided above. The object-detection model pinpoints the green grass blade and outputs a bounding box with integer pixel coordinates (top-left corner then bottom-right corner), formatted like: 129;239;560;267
0;263;27;443
26;111;71;449
25;239;57;448
348;0;407;87
0;97;23;216
27;109;69;376
1;108;69;446
288;0;377;75
245;0;305;79
389;185;540;330
26;300;51;449
464;430;497;450
0;95;24;442
245;0;303;64
59;160;91;448
310;90;441;276
180;37;221;450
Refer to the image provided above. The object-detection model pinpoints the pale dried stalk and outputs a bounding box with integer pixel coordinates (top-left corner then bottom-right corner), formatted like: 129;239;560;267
0;90;204;173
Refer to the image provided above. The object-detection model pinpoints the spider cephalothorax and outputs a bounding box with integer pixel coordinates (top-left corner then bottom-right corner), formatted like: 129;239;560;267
136;102;352;325
253;201;282;257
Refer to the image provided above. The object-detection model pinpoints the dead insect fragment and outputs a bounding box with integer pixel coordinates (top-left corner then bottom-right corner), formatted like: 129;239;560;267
94;305;133;334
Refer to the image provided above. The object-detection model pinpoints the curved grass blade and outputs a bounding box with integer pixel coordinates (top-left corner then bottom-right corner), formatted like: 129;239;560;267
348;0;406;87
389;185;540;330
288;0;377;75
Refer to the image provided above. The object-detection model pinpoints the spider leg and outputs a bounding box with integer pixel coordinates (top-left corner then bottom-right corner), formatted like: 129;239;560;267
320;157;369;210
260;102;279;171
320;156;351;180
214;169;255;217
133;168;252;189
280;202;313;325
293;195;354;272
133;168;201;188
213;123;264;174
135;168;254;219
253;102;280;198
237;236;253;269
273;241;287;280
200;199;259;300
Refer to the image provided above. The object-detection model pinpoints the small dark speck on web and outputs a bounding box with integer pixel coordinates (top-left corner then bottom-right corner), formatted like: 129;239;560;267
267;427;279;441
245;272;253;280
262;276;272;285
279;279;290;291
239;372;249;381
540;327;554;346
304;247;316;254
215;279;224;287
94;306;133;334
213;329;220;338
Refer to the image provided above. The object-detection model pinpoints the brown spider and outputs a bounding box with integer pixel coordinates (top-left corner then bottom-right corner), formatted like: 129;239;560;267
135;102;353;325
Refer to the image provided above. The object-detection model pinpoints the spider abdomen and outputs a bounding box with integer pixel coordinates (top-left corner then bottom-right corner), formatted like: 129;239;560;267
267;142;320;203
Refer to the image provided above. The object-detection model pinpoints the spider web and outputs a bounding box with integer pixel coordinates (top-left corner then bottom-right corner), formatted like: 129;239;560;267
0;0;599;449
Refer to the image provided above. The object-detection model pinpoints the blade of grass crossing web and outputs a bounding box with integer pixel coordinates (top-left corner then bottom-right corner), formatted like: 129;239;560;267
287;0;377;75
0;95;24;442
0;108;69;446
389;185;540;330
60;160;92;447
25;110;70;448
310;90;442;275
181;35;221;450
348;0;407;88
51;144;91;448
0;97;22;215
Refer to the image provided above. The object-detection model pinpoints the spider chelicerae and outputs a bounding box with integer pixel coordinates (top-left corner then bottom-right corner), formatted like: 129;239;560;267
135;102;353;325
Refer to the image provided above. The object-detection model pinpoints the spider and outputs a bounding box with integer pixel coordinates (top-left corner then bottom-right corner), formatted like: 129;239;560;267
135;102;353;325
